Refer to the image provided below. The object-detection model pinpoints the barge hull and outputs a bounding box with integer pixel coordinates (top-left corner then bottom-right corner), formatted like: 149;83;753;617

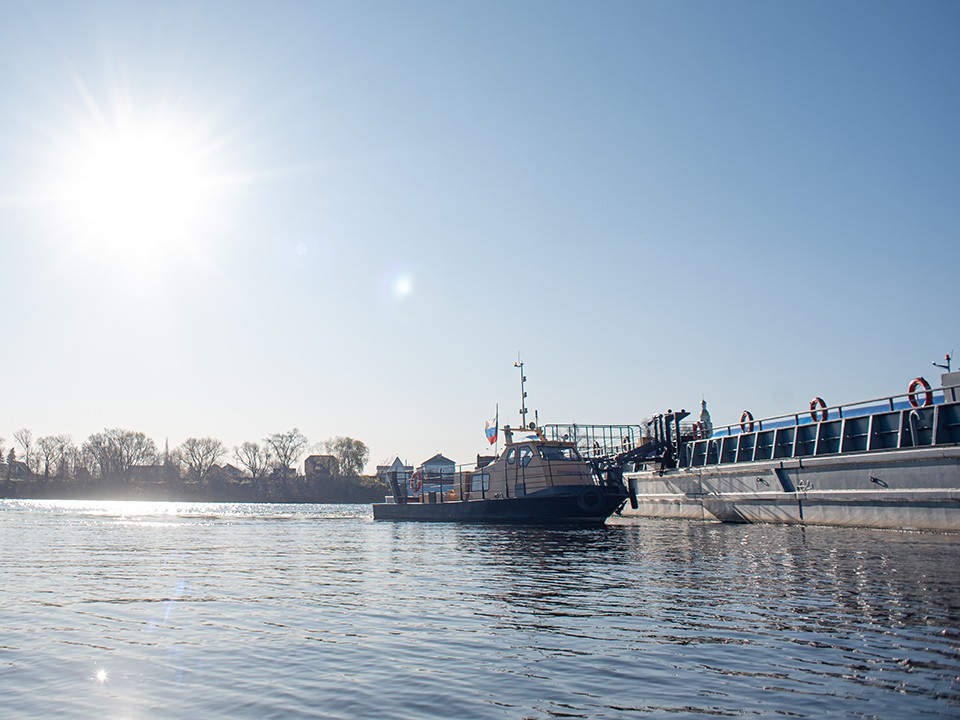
622;446;960;532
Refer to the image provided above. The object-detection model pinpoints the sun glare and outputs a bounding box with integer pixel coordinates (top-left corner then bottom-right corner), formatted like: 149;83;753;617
394;274;413;298
55;103;224;279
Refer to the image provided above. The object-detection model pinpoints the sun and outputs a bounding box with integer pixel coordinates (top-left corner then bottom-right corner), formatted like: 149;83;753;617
55;102;224;280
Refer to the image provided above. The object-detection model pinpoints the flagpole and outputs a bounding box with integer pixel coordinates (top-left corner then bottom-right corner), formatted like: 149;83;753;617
495;403;499;456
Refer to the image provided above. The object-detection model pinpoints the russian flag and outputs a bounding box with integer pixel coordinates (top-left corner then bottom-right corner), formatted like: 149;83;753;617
484;416;498;445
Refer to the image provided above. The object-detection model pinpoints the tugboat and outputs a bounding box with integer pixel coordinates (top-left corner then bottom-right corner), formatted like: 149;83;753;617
373;360;631;524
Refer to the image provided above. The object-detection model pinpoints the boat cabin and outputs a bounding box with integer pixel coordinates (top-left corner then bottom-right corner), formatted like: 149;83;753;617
390;433;596;505
458;438;593;501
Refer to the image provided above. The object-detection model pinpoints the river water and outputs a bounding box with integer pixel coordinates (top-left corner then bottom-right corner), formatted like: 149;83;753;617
1;500;958;719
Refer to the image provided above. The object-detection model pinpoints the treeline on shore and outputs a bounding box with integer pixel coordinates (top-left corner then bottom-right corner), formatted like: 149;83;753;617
0;427;388;504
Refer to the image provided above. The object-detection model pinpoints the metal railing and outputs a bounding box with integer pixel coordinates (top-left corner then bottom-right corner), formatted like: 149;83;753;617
540;423;645;459
681;386;959;468
710;384;948;438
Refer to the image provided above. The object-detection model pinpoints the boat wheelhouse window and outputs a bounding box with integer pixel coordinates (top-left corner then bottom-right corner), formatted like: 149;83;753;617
539;445;581;461
470;473;490;493
519;446;534;467
506;448;517;465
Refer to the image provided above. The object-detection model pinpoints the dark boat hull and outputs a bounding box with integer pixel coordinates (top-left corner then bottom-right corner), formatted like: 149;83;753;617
373;486;627;524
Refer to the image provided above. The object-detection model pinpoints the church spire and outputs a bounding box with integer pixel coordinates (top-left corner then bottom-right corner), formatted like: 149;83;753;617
698;398;713;437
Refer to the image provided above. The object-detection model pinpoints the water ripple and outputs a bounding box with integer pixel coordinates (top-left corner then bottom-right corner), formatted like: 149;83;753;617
1;500;959;718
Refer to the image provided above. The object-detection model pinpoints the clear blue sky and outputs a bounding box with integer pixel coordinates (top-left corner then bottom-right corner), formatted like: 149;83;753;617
1;1;957;472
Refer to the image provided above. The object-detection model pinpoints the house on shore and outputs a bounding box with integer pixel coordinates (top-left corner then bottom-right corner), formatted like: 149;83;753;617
376;457;413;485
418;453;456;494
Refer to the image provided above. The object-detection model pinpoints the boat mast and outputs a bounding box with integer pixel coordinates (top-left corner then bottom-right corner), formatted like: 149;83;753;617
514;354;528;429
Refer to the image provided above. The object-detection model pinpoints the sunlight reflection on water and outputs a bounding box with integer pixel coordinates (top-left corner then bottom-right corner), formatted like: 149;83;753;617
1;500;958;718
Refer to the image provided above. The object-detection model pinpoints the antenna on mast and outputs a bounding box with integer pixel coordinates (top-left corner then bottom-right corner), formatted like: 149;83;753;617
933;352;953;373
514;353;528;429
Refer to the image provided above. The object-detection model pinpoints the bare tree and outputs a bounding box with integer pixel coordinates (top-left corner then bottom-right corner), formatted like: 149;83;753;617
37;436;55;478
37;435;74;479
13;428;37;474
165;446;185;477
235;441;272;479
180;437;226;482
265;428;309;473
323;436;370;477
65;445;88;481
82;429;158;481
83;432;113;481
111;429;157;474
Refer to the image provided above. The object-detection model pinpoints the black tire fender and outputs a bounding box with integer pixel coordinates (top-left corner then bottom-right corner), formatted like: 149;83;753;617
577;485;605;513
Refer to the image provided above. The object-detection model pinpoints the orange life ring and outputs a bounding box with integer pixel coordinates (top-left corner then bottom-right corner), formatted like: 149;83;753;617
740;410;754;434
908;377;933;408
810;396;827;422
410;472;422;493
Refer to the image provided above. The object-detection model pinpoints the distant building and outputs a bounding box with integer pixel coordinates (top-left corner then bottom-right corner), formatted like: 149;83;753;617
270;466;297;480
205;464;247;485
129;464;180;484
376;457;412;485
305;454;340;478
2;460;30;480
419;453;456;493
698;399;713;437
421;453;455;475
222;463;246;477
